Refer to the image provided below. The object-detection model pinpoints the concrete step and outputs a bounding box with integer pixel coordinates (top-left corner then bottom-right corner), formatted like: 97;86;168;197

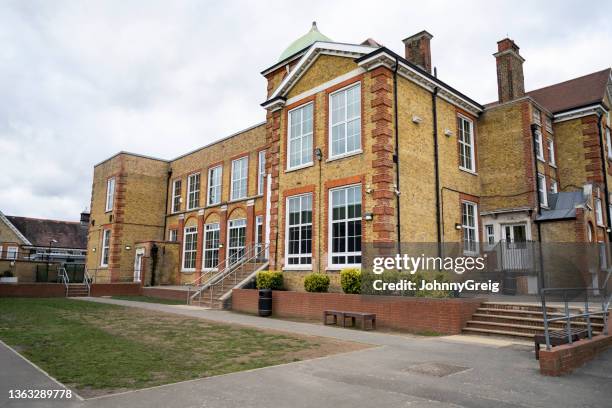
471;313;604;328
465;321;602;336
462;327;535;338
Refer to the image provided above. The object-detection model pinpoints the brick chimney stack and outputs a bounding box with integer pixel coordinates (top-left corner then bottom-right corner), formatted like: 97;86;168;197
402;31;433;74
494;38;525;103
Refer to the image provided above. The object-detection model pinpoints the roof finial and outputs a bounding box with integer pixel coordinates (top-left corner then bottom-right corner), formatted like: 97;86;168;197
312;21;318;31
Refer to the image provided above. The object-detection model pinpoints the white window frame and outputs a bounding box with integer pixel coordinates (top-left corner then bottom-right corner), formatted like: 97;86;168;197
328;184;362;268
207;166;222;206
100;229;111;267
0;245;3;259
231;157;248;201
606;128;612;160
458;115;476;172
537;173;548;208
187;173;200;210
202;223;220;270
287;102;314;170
547;138;556;166
168;229;177;242
105;177;115;212
329;82;362;160
227;218;247;265
461;201;479;255
182;226;198;272
595;197;604;227
171;179;182;213
535;130;544;161
6;246;18;260
258;150;266;195
485;224;495;247
285;194;313;268
550;180;558;194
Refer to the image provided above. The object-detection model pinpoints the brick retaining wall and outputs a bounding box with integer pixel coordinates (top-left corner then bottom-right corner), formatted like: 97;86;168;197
90;283;142;297
0;283;142;297
539;334;612;376
142;287;189;302
232;289;483;335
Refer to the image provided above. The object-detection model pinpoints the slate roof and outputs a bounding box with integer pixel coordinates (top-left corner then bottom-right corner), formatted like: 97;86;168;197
4;216;87;249
536;191;587;222
527;68;611;113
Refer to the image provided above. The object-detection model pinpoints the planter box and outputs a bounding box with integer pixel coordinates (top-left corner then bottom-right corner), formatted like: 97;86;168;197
0;277;18;283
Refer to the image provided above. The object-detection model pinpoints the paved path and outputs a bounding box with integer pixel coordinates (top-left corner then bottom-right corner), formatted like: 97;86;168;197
0;340;81;408
76;297;612;408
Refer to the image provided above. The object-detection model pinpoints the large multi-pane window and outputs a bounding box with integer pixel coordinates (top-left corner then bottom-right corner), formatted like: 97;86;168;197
537;173;548;207
228;219;246;265
330;185;361;267
101;229;111;267
595;197;604;226
330;83;361;158
171;179;181;213
6;246;18;260
288;103;313;169
187;173;200;210
182;226;198;271
207;166;222;206
105;178;115;212
255;215;264;255
231;157;248;200
258;150;266;195
458;115;475;172
286;194;312;266
461;201;478;254
547;139;556;166
203;223;220;269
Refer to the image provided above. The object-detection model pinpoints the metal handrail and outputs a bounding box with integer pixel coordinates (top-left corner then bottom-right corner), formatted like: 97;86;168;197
58;267;69;296
83;268;92;296
541;287;610;350
205;243;269;305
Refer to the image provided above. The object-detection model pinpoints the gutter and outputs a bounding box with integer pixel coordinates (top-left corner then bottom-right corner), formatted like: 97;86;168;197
596;114;612;242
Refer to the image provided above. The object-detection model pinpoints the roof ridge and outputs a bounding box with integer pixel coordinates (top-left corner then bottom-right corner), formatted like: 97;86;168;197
6;215;81;224
527;68;611;94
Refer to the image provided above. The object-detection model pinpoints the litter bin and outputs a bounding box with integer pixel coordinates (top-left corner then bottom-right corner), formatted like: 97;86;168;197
258;289;272;317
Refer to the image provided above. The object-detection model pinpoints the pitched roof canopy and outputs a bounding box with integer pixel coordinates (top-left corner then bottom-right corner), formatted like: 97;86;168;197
278;22;332;61
4;216;87;249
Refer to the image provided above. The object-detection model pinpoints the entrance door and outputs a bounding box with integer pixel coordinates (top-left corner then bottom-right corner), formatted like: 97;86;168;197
133;249;145;282
227;219;247;265
502;224;530;270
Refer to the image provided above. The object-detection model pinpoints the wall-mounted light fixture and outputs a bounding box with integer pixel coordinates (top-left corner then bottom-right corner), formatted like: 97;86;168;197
365;184;373;194
125;245;132;250
444;129;453;137
314;147;323;161
455;223;463;230
412;115;423;124
219;243;224;248
364;212;374;221
92;248;96;252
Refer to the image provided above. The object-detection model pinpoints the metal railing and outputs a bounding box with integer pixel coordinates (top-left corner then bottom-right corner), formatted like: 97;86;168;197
57;267;70;296
83;268;92;296
188;243;269;305
541;286;610;350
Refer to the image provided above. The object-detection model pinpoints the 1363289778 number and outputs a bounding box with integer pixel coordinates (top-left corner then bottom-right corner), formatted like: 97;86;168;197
9;389;73;399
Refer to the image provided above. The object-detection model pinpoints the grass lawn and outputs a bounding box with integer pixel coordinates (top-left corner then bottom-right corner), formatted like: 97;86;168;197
110;295;186;305
0;298;366;397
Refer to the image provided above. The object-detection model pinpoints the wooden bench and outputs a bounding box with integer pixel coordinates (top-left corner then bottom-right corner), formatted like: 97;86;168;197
534;328;588;360
323;310;376;331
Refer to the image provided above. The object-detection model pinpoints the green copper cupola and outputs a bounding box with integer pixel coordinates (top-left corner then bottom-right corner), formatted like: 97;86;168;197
278;21;332;61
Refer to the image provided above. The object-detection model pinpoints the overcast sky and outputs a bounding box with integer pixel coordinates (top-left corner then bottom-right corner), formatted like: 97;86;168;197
1;0;610;221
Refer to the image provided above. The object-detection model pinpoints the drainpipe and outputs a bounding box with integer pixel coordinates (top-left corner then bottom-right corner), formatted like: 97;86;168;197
392;58;401;247
162;169;172;240
432;87;441;256
531;123;545;290
596;113;612;242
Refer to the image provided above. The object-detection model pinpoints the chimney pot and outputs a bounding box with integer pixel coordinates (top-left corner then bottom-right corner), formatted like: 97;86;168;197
402;30;433;74
80;211;90;226
494;37;525;103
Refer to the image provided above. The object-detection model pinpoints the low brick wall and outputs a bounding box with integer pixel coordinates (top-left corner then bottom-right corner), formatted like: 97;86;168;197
142;287;189;302
0;283;65;297
232;289;483;335
539;334;612;376
90;283;142;297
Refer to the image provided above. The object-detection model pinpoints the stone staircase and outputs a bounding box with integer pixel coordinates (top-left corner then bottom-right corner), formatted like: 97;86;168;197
66;283;90;297
191;261;267;308
462;302;605;339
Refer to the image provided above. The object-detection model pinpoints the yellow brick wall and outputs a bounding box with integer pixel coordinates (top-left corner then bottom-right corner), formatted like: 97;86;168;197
555;118;586;191
287;55;357;99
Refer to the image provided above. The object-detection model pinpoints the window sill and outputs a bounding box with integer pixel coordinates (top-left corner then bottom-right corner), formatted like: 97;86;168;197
459;167;478;176
181;269;196;273
326;266;361;272
285;162;314;173
99;265;109;269
326;150;362;163
597;223;606;228
537;157;546;163
282;266;312;271
549;163;557;168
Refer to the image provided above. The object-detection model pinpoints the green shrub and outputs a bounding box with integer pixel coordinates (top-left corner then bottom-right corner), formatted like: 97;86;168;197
303;273;330;293
340;268;361;294
256;270;283;290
